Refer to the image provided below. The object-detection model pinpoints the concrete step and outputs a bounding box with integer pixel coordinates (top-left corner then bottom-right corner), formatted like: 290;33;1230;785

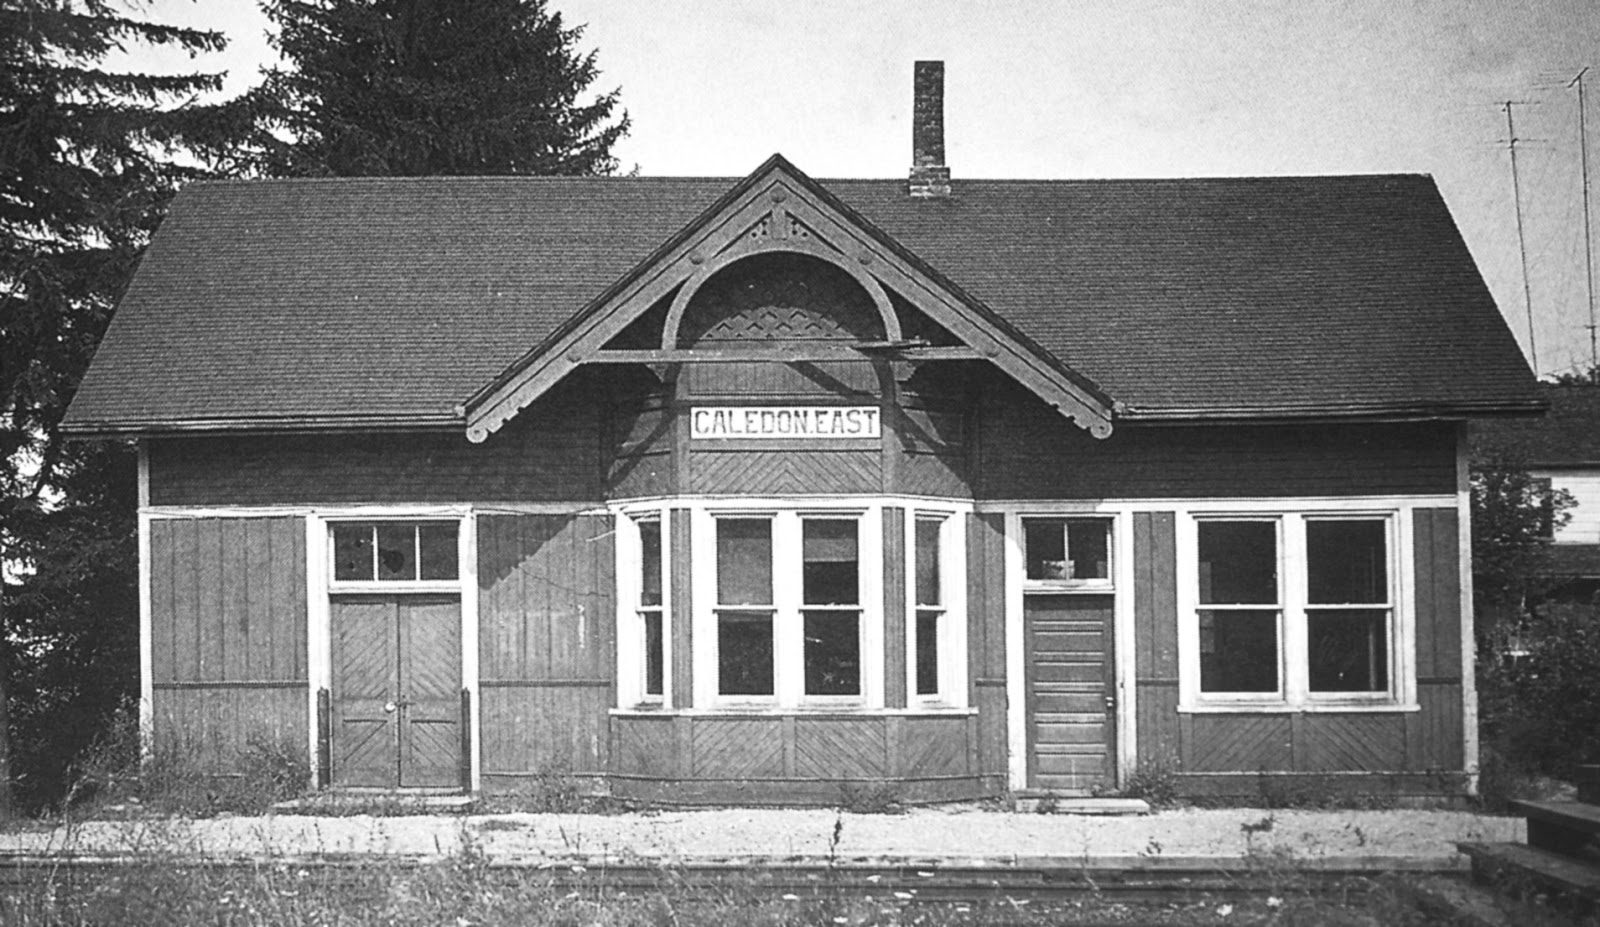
1458;841;1600;915
1511;799;1600;857
1013;796;1151;815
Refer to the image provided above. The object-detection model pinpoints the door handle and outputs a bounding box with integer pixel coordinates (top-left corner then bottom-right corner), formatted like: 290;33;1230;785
384;701;397;713
1104;694;1116;711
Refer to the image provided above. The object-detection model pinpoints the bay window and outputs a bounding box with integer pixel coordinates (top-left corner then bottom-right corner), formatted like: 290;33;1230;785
619;501;966;711
1187;512;1401;707
711;512;866;704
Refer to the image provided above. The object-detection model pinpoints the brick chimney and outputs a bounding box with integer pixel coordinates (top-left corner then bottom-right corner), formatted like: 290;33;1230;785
909;60;951;198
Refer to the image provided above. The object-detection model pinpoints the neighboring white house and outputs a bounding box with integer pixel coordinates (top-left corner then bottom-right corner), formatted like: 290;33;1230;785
1475;383;1600;601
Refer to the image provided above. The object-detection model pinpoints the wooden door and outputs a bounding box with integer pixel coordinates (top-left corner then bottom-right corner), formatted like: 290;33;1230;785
331;595;462;788
1025;593;1116;793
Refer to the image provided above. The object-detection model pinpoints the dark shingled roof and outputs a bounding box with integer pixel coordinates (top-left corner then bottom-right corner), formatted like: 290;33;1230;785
1473;384;1600;465
62;167;1540;435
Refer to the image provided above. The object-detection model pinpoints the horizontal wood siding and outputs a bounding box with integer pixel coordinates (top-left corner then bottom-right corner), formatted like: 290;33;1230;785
148;516;308;770
977;376;1456;500
150;375;605;506
477;512;614;778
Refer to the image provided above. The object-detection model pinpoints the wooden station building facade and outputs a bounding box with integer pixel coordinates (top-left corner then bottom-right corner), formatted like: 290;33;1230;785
62;65;1542;802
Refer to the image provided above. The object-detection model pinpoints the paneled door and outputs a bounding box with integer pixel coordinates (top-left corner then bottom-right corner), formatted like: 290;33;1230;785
1024;593;1116;793
331;595;462;788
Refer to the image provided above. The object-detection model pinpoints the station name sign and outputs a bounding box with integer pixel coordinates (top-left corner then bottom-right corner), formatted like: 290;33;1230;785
690;406;880;440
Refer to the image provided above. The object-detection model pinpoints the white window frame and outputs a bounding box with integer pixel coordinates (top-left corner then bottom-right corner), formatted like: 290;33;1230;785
908;510;969;708
325;518;467;595
690;502;886;710
1020;514;1117;593
1177;508;1414;712
617;508;671;708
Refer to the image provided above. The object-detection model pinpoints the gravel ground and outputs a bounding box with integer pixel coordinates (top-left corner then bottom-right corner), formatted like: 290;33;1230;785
0;808;1524;867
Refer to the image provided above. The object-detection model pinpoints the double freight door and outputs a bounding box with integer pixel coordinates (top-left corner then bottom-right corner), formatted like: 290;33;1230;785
330;595;463;788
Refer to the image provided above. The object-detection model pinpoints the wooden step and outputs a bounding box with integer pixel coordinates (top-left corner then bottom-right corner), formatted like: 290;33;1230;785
1458;841;1600;913
1511;799;1600;856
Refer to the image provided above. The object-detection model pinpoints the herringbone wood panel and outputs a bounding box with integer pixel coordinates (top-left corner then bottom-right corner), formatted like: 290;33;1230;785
1189;715;1292;772
794;719;885;778
1303;714;1405;771
692;450;879;494
613;716;677;776
693;718;783;777
901;717;967;776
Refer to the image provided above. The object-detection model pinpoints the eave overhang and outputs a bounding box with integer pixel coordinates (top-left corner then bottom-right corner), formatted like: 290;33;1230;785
1115;396;1549;426
462;154;1118;442
58;411;465;439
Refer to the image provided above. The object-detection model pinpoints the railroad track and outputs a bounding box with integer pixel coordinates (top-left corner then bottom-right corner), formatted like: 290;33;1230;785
0;853;1442;906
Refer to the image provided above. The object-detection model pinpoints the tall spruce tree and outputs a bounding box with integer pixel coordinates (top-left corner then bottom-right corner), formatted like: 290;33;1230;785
0;0;237;813
251;0;629;177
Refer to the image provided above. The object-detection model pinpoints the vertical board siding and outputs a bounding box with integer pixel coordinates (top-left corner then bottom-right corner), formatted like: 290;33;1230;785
968;513;1008;777
670;508;693;708
882;506;907;709
1132;512;1182;767
477;512;615;777
1413;682;1465;770
480;687;611;777
152;688;308;770
1412;508;1463;682
148;516;308;769
150;516;308;687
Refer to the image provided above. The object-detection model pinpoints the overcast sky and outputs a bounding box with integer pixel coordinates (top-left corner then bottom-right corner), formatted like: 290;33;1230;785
121;0;1600;378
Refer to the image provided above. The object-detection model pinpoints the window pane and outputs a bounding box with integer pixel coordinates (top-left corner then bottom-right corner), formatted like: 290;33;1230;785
1198;521;1277;604
1024;519;1067;580
639;519;663;607
332;525;373;581
803;519;858;606
1199;609;1280;693
644;611;664;697
1067;519;1110;581
1306;520;1387;604
804;611;861;696
418;523;459;580
915;518;941;606
1308;609;1388;692
717;519;772;606
718;611;773;695
916;609;940;696
376;524;416;581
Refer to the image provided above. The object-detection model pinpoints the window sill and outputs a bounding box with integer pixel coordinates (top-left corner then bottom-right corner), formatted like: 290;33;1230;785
329;581;461;594
1023;581;1114;594
609;706;978;718
1178;702;1420;714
